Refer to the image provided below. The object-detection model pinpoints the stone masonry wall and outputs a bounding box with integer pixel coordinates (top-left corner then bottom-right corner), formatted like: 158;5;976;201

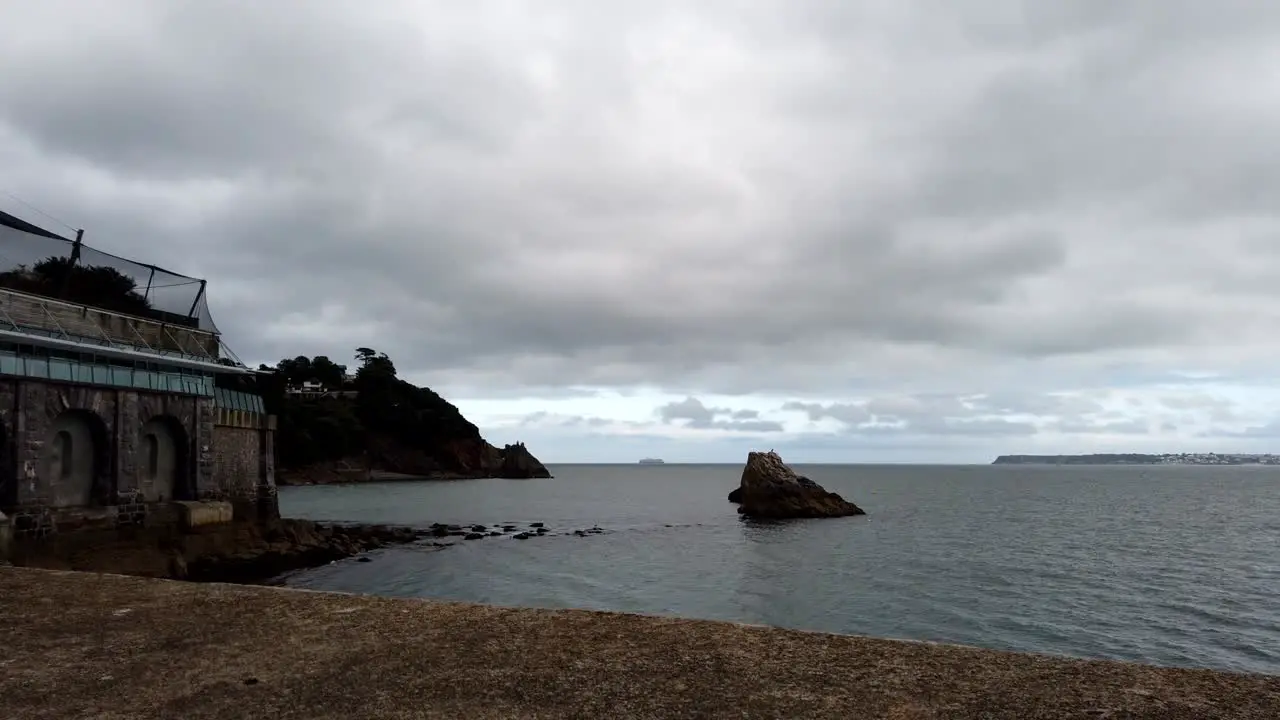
21;381;119;509
124;392;202;503
0;380;17;508
0;378;223;537
0;375;277;540
212;408;277;521
212;427;259;502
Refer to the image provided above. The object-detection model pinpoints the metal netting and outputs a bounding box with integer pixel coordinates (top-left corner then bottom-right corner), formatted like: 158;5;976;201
0;210;220;334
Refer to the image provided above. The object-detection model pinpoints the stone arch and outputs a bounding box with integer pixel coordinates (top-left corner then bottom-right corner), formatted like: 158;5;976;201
44;409;110;508
139;415;190;502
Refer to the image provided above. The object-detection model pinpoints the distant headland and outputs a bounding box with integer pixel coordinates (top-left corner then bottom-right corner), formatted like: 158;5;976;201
993;453;1280;466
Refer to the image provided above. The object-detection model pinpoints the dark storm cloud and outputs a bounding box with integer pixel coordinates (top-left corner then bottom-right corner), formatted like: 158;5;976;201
4;0;1280;402
777;389;1189;438
782;401;870;426
517;412;617;430
782;396;1040;437
1049;418;1149;436
1208;420;1280;439
657;397;784;433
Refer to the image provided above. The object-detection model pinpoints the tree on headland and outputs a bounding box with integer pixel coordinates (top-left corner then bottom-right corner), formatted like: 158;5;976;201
264;348;481;471
274;355;348;389
354;347;396;382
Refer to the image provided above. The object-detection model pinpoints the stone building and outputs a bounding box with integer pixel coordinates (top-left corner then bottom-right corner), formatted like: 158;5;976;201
0;209;275;555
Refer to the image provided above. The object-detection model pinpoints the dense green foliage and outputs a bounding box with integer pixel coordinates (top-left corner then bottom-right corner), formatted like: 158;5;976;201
0;256;151;316
254;349;483;470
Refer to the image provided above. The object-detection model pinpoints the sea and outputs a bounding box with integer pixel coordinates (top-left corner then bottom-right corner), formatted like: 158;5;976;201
277;463;1280;675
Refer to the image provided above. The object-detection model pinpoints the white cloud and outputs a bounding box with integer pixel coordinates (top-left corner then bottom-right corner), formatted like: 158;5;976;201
4;1;1280;461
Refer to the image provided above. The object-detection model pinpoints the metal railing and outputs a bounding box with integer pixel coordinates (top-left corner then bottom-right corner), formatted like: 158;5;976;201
0;351;215;396
0;286;223;364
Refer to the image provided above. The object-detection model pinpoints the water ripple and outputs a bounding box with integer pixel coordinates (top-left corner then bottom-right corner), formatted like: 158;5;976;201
280;463;1280;675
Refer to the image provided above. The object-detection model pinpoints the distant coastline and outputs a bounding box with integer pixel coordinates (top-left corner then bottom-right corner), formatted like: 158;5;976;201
992;452;1280;466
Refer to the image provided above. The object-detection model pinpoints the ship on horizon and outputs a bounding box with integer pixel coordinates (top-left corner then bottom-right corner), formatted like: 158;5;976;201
638;458;666;465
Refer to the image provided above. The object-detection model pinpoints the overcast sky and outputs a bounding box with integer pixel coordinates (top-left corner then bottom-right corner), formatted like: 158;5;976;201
4;1;1280;463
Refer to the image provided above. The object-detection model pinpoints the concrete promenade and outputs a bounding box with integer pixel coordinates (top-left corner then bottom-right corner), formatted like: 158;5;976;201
2;567;1277;719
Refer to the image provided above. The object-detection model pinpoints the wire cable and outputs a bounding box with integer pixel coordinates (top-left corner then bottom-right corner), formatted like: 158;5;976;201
0;189;79;235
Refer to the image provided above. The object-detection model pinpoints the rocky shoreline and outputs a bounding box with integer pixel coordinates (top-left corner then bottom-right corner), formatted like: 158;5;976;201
6;519;428;584
7;517;607;585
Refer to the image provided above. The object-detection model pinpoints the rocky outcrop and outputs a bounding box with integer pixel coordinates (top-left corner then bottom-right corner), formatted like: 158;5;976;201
8;519;434;584
731;451;865;518
500;442;552;479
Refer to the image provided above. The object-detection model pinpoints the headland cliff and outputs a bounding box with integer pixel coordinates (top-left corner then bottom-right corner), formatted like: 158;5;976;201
246;349;550;485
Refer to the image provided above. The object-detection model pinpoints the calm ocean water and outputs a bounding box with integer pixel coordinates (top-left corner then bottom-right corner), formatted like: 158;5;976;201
278;464;1280;675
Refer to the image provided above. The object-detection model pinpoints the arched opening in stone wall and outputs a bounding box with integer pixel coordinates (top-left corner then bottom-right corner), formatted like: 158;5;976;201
53;431;72;480
0;420;13;509
139;415;190;502
45;409;110;508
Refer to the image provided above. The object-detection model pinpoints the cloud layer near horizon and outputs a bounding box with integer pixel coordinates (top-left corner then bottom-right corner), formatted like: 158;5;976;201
4;1;1280;461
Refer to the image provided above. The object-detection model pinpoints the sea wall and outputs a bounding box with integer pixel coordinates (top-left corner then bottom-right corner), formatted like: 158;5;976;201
0;377;276;546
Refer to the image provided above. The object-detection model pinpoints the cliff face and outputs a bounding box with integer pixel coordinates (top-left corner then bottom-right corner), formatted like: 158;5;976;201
276;408;551;486
361;435;547;479
253;352;551;486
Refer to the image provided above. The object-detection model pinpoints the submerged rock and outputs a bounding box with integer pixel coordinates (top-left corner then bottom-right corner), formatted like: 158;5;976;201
731;451;865;519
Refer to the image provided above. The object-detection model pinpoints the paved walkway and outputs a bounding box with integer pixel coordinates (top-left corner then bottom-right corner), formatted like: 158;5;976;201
2;567;1277;719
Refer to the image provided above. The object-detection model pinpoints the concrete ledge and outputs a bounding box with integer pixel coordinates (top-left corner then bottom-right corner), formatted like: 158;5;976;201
174;500;233;529
0;567;1277;719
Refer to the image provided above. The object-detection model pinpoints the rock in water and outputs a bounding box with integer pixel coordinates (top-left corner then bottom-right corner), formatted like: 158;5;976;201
727;486;743;503
733;451;865;518
499;442;553;479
